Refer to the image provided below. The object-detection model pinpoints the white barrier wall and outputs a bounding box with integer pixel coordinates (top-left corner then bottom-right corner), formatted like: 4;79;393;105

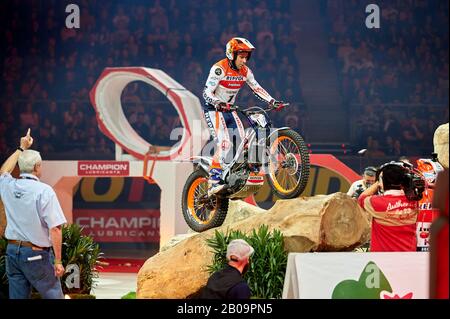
283;252;429;299
41;160;193;247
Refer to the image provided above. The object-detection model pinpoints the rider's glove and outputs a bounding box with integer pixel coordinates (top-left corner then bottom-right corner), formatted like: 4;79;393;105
270;99;285;111
216;102;232;112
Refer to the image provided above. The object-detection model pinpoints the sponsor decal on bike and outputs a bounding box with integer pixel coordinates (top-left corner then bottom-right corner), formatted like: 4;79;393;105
221;140;231;150
246;175;264;185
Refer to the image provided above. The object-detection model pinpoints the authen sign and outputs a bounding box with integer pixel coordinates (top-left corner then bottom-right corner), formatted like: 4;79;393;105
77;161;130;176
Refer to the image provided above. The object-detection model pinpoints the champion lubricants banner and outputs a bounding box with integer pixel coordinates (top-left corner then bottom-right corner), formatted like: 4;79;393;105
73;177;161;243
75;209;160;243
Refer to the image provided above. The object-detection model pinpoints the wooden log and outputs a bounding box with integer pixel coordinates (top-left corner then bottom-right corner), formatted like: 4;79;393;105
137;193;370;299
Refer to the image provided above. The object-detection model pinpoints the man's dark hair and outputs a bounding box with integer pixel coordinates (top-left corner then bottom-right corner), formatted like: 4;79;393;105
378;164;408;190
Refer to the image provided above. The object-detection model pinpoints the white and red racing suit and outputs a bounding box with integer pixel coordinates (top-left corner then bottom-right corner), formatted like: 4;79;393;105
202;58;274;166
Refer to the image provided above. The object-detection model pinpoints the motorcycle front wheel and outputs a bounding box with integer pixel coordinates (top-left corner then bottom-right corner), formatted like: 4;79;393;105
181;169;229;232
267;129;310;199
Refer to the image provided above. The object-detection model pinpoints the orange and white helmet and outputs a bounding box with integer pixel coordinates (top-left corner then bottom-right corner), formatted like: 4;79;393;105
225;37;255;61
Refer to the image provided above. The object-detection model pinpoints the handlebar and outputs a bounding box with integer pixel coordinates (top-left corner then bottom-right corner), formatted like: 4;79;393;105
230;103;290;114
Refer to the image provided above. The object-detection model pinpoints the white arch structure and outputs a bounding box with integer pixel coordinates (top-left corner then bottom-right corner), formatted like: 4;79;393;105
41;68;209;247
90;67;206;160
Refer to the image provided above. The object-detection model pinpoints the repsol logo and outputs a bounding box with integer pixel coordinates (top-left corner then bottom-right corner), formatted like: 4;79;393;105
225;76;244;81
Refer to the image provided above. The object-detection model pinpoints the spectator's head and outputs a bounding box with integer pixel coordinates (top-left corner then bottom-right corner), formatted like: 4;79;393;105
377;162;409;191
226;239;254;274
363;166;377;187
18;150;42;177
49;100;57;111
137;112;145;124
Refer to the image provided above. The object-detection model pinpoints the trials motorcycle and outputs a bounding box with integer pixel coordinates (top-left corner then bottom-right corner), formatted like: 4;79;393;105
181;103;310;232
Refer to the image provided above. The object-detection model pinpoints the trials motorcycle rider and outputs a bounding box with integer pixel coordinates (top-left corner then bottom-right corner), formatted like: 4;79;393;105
202;37;285;195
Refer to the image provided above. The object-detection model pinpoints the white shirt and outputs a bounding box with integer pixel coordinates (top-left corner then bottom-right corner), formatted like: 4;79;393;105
347;179;366;196
0;172;67;247
203;58;274;106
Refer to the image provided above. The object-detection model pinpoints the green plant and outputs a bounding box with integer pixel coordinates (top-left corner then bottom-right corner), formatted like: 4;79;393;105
121;291;136;299
0;236;8;299
67;293;96;299
205;225;288;299
61;224;103;295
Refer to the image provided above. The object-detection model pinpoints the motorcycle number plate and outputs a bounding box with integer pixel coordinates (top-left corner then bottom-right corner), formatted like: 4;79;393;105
250;114;268;127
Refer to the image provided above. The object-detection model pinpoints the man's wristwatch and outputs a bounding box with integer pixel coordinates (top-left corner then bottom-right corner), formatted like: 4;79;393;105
17;147;24;152
53;259;63;265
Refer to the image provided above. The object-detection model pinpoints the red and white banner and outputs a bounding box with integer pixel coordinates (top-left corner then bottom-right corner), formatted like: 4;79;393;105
77;161;130;176
74;209;160;243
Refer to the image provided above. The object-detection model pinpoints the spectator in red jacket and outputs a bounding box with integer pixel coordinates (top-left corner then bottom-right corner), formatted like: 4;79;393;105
358;162;422;252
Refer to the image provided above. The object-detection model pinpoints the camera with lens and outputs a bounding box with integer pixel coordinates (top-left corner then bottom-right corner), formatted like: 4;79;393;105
403;169;426;201
352;183;365;199
378;161;426;201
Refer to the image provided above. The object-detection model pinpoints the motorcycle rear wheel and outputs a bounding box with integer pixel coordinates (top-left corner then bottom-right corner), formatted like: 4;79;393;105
181;169;229;232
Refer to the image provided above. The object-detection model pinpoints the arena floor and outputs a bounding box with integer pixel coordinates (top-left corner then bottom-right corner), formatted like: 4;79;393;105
92;273;137;299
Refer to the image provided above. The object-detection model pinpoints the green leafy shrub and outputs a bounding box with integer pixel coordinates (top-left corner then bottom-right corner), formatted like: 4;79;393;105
61;224;103;295
205;225;287;299
0;237;8;299
121;291;136;299
0;226;102;298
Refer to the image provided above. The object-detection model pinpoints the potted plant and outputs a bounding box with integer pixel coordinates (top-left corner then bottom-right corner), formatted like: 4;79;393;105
206;225;288;299
0;237;8;299
61;224;103;298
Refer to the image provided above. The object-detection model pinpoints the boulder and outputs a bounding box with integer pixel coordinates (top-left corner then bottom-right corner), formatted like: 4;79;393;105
161;200;266;252
137;193;370;298
221;199;267;226
159;233;197;252
434;123;449;168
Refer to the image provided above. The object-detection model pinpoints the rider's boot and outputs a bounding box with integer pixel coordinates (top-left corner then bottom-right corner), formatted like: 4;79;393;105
208;167;225;196
208;158;226;197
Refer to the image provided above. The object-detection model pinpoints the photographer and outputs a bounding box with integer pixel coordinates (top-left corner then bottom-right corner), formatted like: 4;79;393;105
358;162;424;252
347;166;377;199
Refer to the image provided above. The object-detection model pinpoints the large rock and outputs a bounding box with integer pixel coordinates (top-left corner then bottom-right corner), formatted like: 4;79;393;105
434;123;449;168
137;193;370;298
159;233;197;252
222;199;267;226
161;200;265;252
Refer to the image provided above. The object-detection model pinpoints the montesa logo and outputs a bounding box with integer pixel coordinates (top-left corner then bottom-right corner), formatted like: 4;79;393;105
386;200;412;211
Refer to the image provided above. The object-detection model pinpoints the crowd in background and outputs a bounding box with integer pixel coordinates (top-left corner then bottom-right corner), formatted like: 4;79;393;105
0;0;448;162
325;0;449;156
0;0;301;161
